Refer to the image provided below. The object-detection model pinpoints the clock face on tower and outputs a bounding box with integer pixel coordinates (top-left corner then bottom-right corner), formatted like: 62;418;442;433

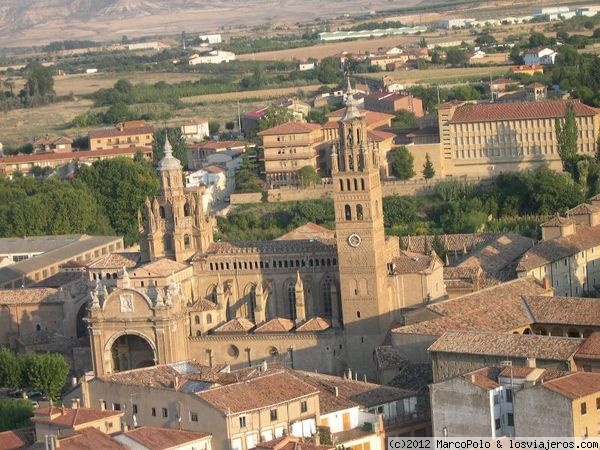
348;233;362;248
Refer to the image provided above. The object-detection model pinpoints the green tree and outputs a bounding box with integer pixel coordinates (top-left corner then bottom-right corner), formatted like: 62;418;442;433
225;121;235;131
556;102;579;170
103;102;131;124
419;37;428;48
445;48;468;66
475;34;496;46
382;195;417;227
258;107;294;132
208;121;221;135
297;165;321;187
390;146;415;179
316;57;342;84
431;234;447;260
422;153;435;179
0;400;33;432
430;51;441;65
0;349;22;389
21;61;55;99
77;158;159;245
235;151;263;192
152;128;188;167
392;110;417;128
21;353;68;400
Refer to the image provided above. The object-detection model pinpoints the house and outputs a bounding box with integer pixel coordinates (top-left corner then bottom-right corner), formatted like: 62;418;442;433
181;119;210;142
32;135;73;153
186;140;250;170
273;98;311;121
299;63;315;71
188;50;235;65
242;106;270;137
89;121;154;151
363;91;424;117
115;427;212;449
523;48;557;66
185;165;227;211
199;34;222;44
511;64;544;76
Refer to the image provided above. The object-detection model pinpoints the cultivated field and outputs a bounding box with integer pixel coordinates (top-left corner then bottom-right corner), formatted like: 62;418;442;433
180;84;330;104
360;66;513;86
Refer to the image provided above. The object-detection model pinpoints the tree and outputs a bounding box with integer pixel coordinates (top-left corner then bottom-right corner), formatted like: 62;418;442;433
0;400;33;432
419;37;428;48
432;234;447;260
556;102;579;170
0;349;22;389
475;34;496;47
382;195;417;227
430;51;441;65
21;353;68;401
445;48;467;66
390;146;415;180
392;110;417;128
208;121;221;136
235;151;263;192
152;128;188;167
257;107;294;132
103;102;131;124
21;62;55;99
297;165;321;187
77;158;159;245
225;121;236;131
316;57;341;84
422;153;435;179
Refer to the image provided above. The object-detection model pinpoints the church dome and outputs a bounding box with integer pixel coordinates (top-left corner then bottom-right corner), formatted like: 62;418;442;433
157;136;182;171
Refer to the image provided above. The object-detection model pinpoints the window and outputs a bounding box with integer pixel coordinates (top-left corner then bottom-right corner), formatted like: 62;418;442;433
113;403;121;411
507;413;514;427
581;402;587;415
356;204;363;220
195;315;200;325
151;407;156;417
239;416;247;428
162;407;168;418
270;409;278;421
493;394;499;405
505;389;513;403
191;412;198;422
287;282;297;321
301;401;308;413
132;404;138;414
344;204;352;221
184;234;191;250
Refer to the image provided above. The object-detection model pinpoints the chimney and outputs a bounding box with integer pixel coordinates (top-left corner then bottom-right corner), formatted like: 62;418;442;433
70;399;79;409
99;399;105;411
347;368;352;380
543;277;551;290
174;375;180;389
334;386;339;397
61;406;66;415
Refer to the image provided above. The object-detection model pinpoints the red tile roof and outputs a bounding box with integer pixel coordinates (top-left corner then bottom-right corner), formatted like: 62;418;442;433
367;129;396;142
449;100;600;123
0;429;33;450
542;372;600;399
0;147;152;165
57;427;126;450
574;332;600;360
32;406;123;427
88;124;154;139
296;317;332;332
214;317;255;333
258;122;322;136
244;106;269;119
255;317;295;333
328;108;395;127
276;222;335;241
525;295;600;327
123;426;210;450
197;370;318;413
189;140;251;150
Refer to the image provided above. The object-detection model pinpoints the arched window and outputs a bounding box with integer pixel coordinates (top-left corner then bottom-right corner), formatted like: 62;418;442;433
106;273;111;280
196;330;201;336
347;179;351;191
361;178;365;190
207;314;212;324
195;315;200;324
164;235;172;251
184;234;191;250
184;202;191;216
339;179;344;191
354;179;358;191
287;282;297;321
321;276;333;318
206;285;217;302
344;205;352;221
112;272;117;279
356;204;364;220
159;206;166;219
356;127;361;144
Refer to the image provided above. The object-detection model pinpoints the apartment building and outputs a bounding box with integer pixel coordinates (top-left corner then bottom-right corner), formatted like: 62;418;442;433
89;121;154;151
258;122;326;187
32;135;73;153
363;92;424;117
517;198;600;296
31;405;123;441
434;100;600;177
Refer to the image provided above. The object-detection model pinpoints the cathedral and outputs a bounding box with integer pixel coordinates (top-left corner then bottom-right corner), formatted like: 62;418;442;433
86;85;446;379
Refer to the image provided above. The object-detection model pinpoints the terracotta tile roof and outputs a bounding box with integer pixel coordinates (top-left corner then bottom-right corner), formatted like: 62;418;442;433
131;258;189;277
203;164;226;173
32;406;123;427
327;108;394;127
244;106;269;119
392;251;436;275
428;330;582;360
254;436;334;450
401;233;504;254
202;239;336;257
255;317;295;333
197;370;319;414
364;91;411;102
190;140;250;150
276;222;335;241
87;252;140;270
374;345;408;370
568;203;600;215
0;428;34;450
258;122;322;136
88;124;154;139
367;129;396;142
464;366;501;390
294;370;415;412
498;366;537;378
517;225;600;272
57;427;126;450
98;361;233;389
33;135;73;146
574;332;600;360
542;372;600;399
524;295;600;326
323;121;339;129
32;271;84;288
449;100;600;123
388;363;432;394
394;278;547;335
214;317;255;333
541;215;575;227
0;287;61;305
511;64;543;72
190;298;219;311
295;317;332;332
123;426;210;449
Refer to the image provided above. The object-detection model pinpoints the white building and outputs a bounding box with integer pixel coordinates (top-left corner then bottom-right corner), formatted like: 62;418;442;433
126;42;164;51
185;165;227;211
439;18;475;29
199;34;222;45
523;47;557;66
577;6;600;17
533;6;569;15
299;63;315;71
181;119;210;142
188;50;235;65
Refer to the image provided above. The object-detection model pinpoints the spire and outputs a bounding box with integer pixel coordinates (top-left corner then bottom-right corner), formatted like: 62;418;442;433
342;78;363;122
157;134;182;171
164;135;173;157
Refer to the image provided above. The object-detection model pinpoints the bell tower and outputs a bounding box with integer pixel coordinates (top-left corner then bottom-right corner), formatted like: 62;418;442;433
139;137;214;263
332;81;391;378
